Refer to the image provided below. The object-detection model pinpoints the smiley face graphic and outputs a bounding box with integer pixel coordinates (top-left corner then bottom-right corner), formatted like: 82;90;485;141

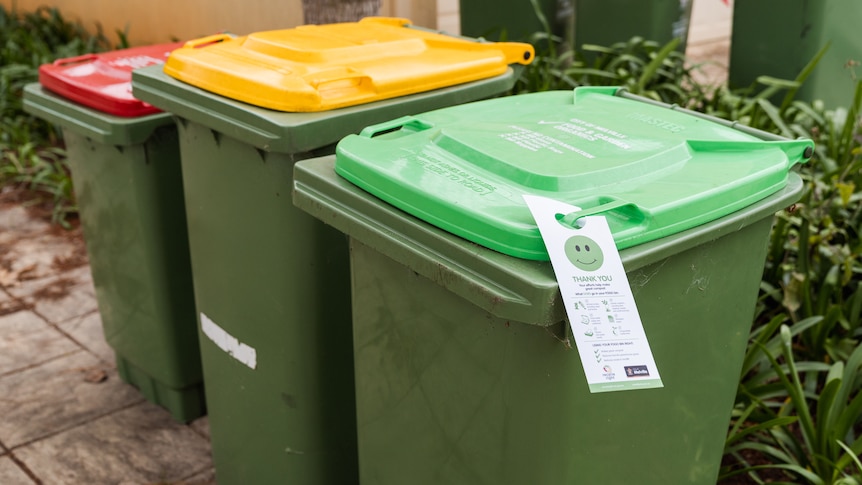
564;235;604;272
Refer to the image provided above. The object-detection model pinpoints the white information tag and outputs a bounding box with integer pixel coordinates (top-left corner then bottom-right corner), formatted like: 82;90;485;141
523;195;663;393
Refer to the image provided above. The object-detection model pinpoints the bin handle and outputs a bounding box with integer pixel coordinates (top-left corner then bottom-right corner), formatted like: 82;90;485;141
381;16;534;65
53;54;98;66
303;68;371;89
615;88;816;146
686;139;815;169
183;34;233;49
422;37;534;65
484;41;534;65
559;199;645;229
358;17;412;28
358;116;435;138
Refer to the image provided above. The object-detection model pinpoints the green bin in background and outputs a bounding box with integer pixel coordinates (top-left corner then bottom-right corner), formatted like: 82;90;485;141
130;26;529;483
460;0;692;51
574;0;692;50
459;0;569;42
729;0;862;110
293;87;812;484
22;43;204;423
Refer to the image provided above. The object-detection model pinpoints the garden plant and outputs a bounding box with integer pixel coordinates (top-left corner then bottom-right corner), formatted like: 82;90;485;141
0;4;123;226
509;3;862;483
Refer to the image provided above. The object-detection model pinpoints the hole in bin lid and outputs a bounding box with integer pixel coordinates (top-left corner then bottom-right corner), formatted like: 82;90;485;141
334;86;814;260
38;42;185;117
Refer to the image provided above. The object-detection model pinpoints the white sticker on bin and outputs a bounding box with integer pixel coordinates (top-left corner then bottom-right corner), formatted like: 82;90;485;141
201;312;257;370
523;195;663;393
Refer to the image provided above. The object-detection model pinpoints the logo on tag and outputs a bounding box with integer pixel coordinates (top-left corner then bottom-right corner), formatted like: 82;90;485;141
564;235;604;271
624;365;651;378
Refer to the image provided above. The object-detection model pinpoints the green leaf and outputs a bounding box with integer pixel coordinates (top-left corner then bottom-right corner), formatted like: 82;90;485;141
635;37;681;93
813;373;842;467
780;42;832;112
726;415;799;446
756;97;793;138
776;326;818;455
837;182;856;207
756;76;802;90
835;438;862;476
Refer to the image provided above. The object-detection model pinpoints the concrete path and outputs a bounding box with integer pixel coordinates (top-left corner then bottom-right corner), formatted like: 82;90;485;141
0;199;215;484
686;0;733;87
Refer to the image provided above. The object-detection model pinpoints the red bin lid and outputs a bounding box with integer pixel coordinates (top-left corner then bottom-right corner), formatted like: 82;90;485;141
38;42;184;117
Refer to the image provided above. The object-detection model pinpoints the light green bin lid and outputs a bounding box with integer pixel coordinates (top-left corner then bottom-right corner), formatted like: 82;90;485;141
334;86;814;260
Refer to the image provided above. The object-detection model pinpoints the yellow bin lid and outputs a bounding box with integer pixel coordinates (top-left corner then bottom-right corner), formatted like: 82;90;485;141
163;17;534;112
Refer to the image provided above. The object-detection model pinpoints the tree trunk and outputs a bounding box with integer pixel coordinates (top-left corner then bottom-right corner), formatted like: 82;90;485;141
301;0;382;24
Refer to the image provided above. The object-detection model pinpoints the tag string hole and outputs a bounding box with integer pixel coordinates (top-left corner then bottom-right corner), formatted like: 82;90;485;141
554;213;586;230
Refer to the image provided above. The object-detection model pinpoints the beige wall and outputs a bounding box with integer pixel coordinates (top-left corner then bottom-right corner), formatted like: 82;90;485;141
0;0;443;46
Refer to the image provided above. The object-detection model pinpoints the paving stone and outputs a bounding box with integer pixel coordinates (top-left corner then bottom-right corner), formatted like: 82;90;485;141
0;206;49;245
58;311;115;365
189;416;211;441
68;265;95;294
15;402;213;485
177;466;217;484
0;351;143;448
0;291;23;315
6;277;100;325
686;42;730;87
688;0;732;46
0;228;87;284
0;455;35;484
0;310;80;376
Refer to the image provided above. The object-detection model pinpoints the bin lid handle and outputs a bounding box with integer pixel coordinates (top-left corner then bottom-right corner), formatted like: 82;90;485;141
302;67;372;89
420;36;534;65
182;34;234;49
686;139;815;169
52;54;98;66
358;116;435;138
559;199;645;229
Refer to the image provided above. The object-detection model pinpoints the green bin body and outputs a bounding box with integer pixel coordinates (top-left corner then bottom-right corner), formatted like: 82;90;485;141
729;0;861;109
22;84;204;422
460;0;692;50
130;63;521;485
292;87;810;484
295;157;801;484
574;0;692;50
459;0;567;41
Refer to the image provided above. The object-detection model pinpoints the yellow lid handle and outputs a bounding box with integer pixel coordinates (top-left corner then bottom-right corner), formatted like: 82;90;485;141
423;37;535;66
493;42;535;65
303;68;371;88
359;17;412;27
183;34;234;49
360;17;533;65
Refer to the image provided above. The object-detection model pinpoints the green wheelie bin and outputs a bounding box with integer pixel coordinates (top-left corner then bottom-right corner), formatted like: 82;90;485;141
729;0;862;110
292;86;813;484
22;43;206;423
130;17;533;485
460;0;692;51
